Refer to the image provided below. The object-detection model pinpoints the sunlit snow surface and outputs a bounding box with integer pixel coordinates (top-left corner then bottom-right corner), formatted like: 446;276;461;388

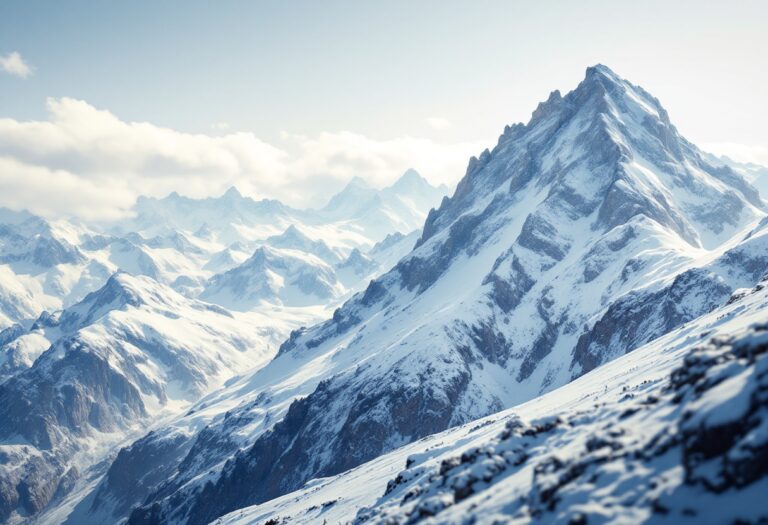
217;277;768;525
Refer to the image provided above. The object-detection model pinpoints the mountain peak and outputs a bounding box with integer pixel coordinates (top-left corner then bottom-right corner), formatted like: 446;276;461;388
321;176;377;214
389;168;433;194
58;272;145;332
283;223;301;235
399;168;425;183
100;272;145;305
425;63;763;252
274;223;310;242
222;186;243;200
585;63;621;81
345;176;371;190
577;64;660;113
527;64;629;129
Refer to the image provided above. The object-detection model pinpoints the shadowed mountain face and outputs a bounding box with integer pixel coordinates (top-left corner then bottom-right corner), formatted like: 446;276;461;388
113;65;766;525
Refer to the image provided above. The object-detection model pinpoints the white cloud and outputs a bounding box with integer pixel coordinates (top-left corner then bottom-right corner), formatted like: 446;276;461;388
701;142;768;167
0;157;130;221
0;98;485;220
0;52;34;78
284;130;481;198
425;116;452;130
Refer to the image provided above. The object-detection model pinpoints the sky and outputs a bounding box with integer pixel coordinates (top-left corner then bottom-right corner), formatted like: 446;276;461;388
0;0;766;219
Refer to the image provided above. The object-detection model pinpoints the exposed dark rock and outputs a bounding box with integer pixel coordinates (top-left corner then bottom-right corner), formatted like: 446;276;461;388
572;269;732;375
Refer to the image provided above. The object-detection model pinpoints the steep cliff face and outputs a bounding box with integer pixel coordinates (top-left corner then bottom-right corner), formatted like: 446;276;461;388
116;65;765;525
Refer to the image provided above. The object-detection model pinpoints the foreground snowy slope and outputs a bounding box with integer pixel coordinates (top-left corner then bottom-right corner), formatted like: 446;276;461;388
0;273;311;525
216;273;768;525
116;65;766;525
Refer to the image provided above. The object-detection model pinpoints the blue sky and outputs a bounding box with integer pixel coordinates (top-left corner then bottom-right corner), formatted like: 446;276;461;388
0;0;766;217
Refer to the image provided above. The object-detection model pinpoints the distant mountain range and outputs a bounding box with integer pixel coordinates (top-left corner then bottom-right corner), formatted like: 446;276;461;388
0;170;447;524
0;169;446;327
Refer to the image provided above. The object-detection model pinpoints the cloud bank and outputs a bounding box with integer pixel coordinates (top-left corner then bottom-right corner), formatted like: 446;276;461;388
425;117;452;130
702;142;768;168
0;98;485;220
0;52;33;78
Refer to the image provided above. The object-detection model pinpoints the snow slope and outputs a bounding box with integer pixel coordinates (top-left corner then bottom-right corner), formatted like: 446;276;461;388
216;271;768;525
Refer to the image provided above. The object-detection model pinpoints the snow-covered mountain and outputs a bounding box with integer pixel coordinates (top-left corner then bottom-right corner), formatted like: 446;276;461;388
119;170;446;252
78;64;765;525
319;170;450;241
708;153;768;202
0;170;445;524
197;225;421;311
216;271;768;525
264;225;344;265
0;273;308;525
0;169;445;329
0;210;112;329
200;245;344;310
4;63;768;525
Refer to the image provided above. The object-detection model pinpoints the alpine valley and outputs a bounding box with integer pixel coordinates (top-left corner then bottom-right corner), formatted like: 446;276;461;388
2;65;767;525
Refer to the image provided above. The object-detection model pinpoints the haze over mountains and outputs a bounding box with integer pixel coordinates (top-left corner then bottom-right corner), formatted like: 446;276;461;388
0;169;446;326
1;65;767;525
